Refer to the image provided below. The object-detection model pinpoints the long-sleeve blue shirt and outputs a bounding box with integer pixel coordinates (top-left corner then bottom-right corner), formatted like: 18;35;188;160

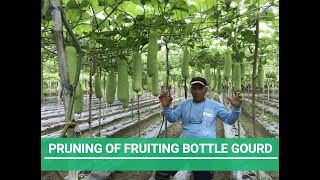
163;98;241;138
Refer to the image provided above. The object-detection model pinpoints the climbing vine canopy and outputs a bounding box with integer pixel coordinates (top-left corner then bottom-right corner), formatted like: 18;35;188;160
41;0;279;90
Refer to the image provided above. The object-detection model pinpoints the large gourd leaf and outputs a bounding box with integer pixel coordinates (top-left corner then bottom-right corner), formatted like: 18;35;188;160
118;1;144;18
191;0;216;12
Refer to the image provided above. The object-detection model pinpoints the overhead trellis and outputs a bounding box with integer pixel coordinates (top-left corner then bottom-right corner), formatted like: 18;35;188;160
41;0;279;95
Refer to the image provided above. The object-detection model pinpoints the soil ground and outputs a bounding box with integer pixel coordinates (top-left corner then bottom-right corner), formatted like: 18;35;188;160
42;94;279;180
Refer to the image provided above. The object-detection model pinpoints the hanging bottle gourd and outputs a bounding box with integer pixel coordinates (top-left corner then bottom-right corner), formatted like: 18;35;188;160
234;63;242;92
122;99;129;109
147;77;152;92
147;30;158;77
204;64;211;86
241;63;245;81
181;49;189;79
117;59;129;102
257;64;265;90
94;73;103;99
223;49;233;80
41;51;44;104
217;69;222;94
211;69;216;91
152;68;159;96
74;83;83;114
132;53;142;92
142;71;148;90
130;80;135;101
65;46;77;87
106;71;116;105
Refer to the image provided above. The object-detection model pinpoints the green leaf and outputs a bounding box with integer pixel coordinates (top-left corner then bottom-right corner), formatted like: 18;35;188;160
102;39;116;48
97;0;107;6
147;0;159;7
81;9;91;19
259;0;268;4
80;0;90;8
171;10;188;20
97;19;110;30
140;36;149;47
246;17;256;26
262;8;275;21
188;5;199;15
245;0;258;4
186;24;194;34
65;9;80;22
191;0;216;12
100;31;120;37
192;0;203;12
89;0;99;9
140;0;147;5
118;1;144;18
116;13;128;23
66;0;79;9
221;14;233;24
220;41;227;46
170;0;189;11
132;0;143;6
76;24;92;34
196;45;209;49
136;14;145;21
204;0;216;10
191;17;202;24
119;39;127;48
242;30;255;43
220;26;232;36
73;26;83;36
91;32;98;40
108;0;116;4
120;26;130;36
92;5;105;14
127;36;135;45
174;7;189;13
264;16;274;21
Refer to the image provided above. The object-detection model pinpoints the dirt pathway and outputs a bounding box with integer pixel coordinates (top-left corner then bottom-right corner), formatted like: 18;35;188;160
108;121;183;180
42;95;279;180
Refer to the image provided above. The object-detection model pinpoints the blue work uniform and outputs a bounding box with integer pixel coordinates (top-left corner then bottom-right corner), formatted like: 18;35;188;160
163;98;241;138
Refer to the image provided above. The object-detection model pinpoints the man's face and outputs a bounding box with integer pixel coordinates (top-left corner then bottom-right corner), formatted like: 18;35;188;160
190;84;207;102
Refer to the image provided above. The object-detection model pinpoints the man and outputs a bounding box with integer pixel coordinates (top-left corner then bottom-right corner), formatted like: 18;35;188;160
154;77;242;180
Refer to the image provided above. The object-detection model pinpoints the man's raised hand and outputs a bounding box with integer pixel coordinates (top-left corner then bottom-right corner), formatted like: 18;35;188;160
159;92;173;107
226;91;242;108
